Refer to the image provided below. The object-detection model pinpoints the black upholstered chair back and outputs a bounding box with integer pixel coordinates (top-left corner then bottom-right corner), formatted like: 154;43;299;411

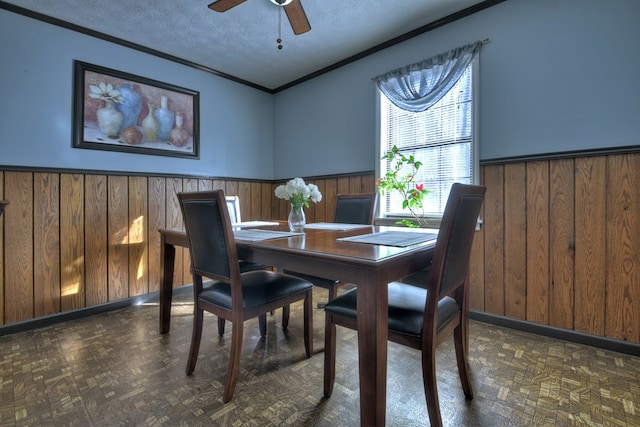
178;190;313;404
178;190;240;283
323;183;485;427
333;193;378;225
428;183;486;301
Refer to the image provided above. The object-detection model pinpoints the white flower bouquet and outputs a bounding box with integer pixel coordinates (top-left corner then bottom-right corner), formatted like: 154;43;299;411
274;177;322;209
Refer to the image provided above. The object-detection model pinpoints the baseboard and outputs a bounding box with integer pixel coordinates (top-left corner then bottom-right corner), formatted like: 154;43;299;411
471;311;640;357
0;289;172;337
0;286;199;338
3;293;638;358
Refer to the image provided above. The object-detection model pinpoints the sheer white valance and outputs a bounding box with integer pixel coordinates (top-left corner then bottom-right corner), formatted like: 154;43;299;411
374;40;484;112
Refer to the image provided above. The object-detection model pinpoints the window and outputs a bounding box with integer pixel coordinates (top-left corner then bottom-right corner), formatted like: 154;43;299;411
378;59;478;224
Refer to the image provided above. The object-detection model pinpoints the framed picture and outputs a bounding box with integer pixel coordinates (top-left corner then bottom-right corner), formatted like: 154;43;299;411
73;60;199;159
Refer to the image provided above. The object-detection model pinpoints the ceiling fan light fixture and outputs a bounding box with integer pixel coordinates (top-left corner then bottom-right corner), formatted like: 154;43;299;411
270;0;293;6
208;0;310;37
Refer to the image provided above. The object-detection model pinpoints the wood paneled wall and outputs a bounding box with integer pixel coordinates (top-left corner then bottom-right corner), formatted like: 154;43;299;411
1;156;638;346
469;153;640;344
0;171;375;326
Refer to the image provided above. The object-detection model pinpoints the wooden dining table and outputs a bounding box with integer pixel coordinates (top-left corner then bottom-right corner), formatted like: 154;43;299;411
158;222;437;426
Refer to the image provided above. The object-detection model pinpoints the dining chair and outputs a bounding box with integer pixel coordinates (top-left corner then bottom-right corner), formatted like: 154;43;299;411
332;192;378;225
178;190;314;403
322;183;486;427
225;195;242;224
283;192;378;316
225;195;270;277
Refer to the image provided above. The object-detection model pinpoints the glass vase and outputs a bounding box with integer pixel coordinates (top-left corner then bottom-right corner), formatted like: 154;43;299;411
288;203;306;232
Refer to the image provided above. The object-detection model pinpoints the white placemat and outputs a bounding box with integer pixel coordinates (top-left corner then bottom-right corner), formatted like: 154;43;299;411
338;231;438;247
304;222;371;231
232;221;279;228
233;229;303;242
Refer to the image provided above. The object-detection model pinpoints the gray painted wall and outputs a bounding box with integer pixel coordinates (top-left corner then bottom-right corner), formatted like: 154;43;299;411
273;0;640;179
2;0;639;181
0;9;274;179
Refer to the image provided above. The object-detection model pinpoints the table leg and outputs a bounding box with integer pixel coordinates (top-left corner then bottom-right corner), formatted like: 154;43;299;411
159;235;176;334
356;273;388;426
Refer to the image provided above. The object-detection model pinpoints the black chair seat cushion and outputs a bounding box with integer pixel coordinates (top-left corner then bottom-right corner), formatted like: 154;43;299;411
199;270;312;310
282;270;339;289
398;264;432;289
324;282;460;337
239;260;268;273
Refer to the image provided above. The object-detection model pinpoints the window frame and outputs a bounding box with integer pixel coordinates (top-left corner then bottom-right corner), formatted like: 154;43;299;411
374;56;480;227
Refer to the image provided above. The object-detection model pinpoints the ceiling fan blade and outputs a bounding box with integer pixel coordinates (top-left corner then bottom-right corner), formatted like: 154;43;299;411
208;0;246;13
284;0;311;35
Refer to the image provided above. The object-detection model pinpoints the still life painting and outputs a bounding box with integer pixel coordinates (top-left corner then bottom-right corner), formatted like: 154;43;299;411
73;60;199;158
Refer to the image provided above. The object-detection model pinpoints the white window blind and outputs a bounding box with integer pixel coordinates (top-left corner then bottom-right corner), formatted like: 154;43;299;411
379;62;475;219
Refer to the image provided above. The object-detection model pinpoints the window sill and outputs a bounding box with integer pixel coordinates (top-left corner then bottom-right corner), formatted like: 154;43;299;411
374;216;442;229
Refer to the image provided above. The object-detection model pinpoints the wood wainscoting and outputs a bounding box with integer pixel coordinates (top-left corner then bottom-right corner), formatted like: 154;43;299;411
0;170;374;327
1;156;638;347
469;152;639;346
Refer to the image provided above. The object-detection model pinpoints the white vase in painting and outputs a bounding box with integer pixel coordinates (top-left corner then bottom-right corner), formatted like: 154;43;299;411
97;100;124;138
141;103;159;141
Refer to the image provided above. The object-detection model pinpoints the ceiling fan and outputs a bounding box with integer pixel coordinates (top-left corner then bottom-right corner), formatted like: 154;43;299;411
208;0;311;35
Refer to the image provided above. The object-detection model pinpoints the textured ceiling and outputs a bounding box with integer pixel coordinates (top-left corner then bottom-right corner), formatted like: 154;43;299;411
2;0;487;91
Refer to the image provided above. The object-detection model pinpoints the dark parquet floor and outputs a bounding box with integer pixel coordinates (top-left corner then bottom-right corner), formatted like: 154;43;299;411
1;287;639;426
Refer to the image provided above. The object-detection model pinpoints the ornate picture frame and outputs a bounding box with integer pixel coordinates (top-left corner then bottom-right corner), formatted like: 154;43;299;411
73;60;200;159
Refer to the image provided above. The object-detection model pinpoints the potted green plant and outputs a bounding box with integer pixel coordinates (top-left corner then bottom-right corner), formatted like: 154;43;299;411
377;145;429;228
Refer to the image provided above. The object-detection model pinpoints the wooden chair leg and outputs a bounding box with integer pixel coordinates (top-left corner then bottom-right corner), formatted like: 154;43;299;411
303;289;313;357
282;305;290;329
318;283;341;309
218;317;226;335
328;284;338;301
223;319;244;403
323;313;336;396
454;323;473;398
422;349;443;427
258;313;267;337
186;307;204;375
